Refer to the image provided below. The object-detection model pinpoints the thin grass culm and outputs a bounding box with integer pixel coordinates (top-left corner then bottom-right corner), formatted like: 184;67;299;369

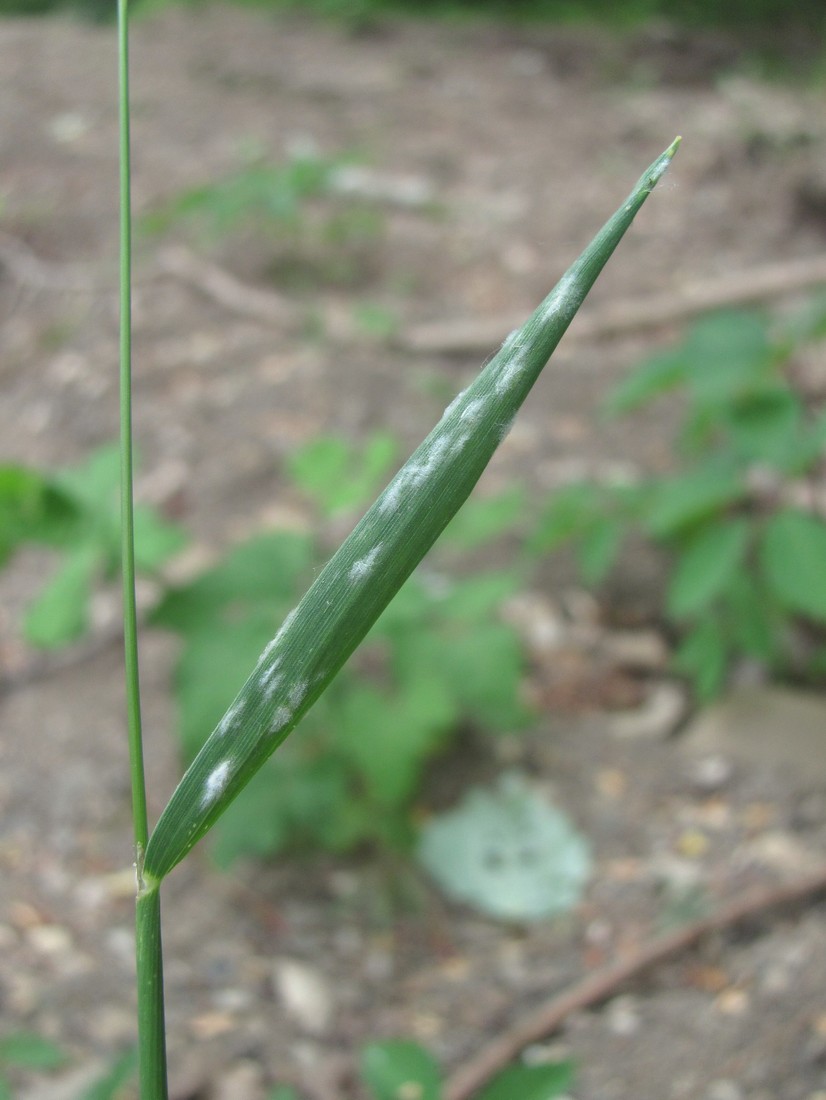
115;6;678;1090
118;0;169;1096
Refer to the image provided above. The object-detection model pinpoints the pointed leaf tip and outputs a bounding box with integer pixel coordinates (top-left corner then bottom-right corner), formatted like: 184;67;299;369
644;137;681;191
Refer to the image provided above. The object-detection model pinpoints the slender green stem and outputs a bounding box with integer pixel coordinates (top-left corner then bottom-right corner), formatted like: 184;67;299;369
118;0;148;858
136;885;169;1100
118;1;169;1095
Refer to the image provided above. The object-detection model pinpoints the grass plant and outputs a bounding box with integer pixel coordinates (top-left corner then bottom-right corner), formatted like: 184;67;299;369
116;1;678;1092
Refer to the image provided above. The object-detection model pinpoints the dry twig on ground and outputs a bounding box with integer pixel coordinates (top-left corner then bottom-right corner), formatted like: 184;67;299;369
444;867;826;1100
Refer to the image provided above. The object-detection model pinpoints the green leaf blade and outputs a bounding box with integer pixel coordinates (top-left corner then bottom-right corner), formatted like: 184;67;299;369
476;1061;574;1100
673;617;729;701
0;1033;67;1070
360;1040;441;1100
666;518;750;621
759;509;826;622
23;544;101;648
143;141;680;884
643;464;745;539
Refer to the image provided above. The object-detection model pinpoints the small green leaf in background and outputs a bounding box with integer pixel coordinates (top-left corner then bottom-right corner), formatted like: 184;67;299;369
0;1032;67;1070
666;518;749;621
723;386;802;468
603;346;687;415
336;677;457;808
725;573;779;664
418;773;591;921
268;1087;301;1100
681;310;773;406
352;302;400;342
643;464;745;539
23;543;101;648
140;151;345;239
78;1047;137;1100
441;488;526;552
759;509;826;623
528;482;604;553
132;504;187;572
1;446;186;650
287;432;398;517
673;617;728;701
0;465;80;564
360;1040;441;1100
476;1060;574;1100
577;514;624;585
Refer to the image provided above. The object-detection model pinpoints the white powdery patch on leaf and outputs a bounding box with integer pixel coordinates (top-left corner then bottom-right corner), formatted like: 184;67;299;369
377;475;405;517
270;705;293;734
273;608;297;647
256;634;282;671
264;680;308;734
202;760;231;808
441;387;467;422
459;397;486;426
217;698;244;736
260;657;285;700
494;349;528;396
348;543;383;582
414;435;451;483
541;270;577;322
378;435;452;516
288;680;308;708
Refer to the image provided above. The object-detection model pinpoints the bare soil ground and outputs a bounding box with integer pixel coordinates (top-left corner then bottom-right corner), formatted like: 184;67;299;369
3;7;826;1099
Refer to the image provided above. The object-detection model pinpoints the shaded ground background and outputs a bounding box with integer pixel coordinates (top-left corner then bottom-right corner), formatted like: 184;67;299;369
2;5;826;1098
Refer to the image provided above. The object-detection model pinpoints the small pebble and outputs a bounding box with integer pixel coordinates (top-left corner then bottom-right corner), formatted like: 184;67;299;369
212;987;252;1013
605;994;641;1036
273;958;333;1034
689;754;734;793
26;924;73;955
87;1005;135;1044
189;1011;236;1040
213;1059;266;1100
714;988;750;1016
706;1081;743;1100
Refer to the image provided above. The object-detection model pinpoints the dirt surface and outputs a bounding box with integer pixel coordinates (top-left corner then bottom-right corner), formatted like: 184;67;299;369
3;7;826;1100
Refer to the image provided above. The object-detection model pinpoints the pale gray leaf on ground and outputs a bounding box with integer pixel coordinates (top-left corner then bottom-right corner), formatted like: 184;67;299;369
417;772;591;921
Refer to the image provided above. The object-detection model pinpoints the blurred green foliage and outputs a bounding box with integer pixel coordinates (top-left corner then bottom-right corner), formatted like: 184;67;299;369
0;446;185;649
532;301;826;700
3;0;823;55
141;150;385;290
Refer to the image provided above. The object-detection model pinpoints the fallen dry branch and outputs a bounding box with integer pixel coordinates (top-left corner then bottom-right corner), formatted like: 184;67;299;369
4;226;825;355
444;866;826;1100
0;232;291;328
402;254;826;357
0;229;101;292
154;245;293;328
